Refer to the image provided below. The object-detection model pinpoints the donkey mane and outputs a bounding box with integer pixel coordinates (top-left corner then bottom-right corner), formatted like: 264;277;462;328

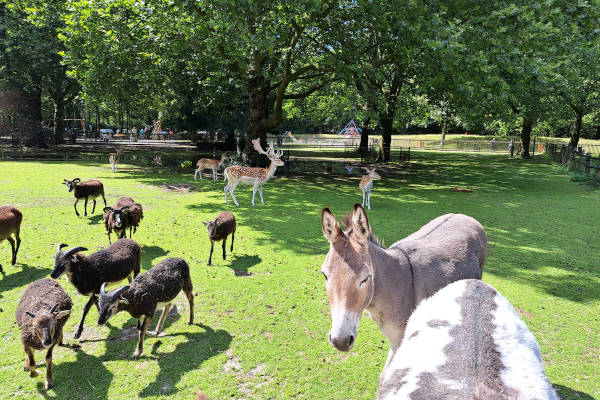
341;213;385;248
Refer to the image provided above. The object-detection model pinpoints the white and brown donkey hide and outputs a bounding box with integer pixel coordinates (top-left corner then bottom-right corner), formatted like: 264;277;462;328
320;204;487;364
377;279;558;400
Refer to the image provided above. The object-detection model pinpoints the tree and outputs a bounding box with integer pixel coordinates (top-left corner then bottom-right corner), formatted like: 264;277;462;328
190;0;340;164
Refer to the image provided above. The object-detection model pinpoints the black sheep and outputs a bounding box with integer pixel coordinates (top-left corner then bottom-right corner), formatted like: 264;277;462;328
103;196;144;243
203;211;236;266
97;257;194;360
62;178;107;216
15;278;72;389
51;239;141;339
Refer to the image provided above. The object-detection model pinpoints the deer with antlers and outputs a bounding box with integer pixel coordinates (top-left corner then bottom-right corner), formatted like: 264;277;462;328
109;149;122;172
223;139;284;206
359;167;381;210
194;154;228;181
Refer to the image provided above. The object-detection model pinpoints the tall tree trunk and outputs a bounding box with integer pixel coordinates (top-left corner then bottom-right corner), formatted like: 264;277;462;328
359;116;370;152
54;98;65;145
568;106;583;147
245;75;270;166
95;105;100;134
378;114;393;162
440;118;448;148
520;114;532;158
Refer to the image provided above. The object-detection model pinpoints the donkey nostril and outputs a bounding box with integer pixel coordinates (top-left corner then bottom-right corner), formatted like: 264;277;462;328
348;335;355;347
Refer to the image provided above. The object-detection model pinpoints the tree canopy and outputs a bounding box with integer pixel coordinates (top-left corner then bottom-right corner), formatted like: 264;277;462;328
2;0;600;158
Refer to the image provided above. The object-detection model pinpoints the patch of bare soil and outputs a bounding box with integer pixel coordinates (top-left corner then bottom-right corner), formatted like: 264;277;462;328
160;183;196;193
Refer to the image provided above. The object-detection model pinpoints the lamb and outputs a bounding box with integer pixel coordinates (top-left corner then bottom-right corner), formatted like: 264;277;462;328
377;279;558;400
62;178;107;216
97;257;194;360
203;211;236;266
15;278;72;389
0;205;22;273
103;197;144;243
50;239;141;339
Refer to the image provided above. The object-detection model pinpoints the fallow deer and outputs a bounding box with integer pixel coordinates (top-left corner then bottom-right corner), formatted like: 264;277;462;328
359;167;381;210
195;154;228;181
109;149;121;172
223;139;284;206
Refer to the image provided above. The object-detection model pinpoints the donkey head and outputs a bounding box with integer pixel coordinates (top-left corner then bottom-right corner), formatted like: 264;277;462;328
321;204;374;351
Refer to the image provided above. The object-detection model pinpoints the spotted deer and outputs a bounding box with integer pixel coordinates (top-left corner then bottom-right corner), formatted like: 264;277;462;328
359;167;381;210
109;149;122;172
195;154;228;181
223;139;284;206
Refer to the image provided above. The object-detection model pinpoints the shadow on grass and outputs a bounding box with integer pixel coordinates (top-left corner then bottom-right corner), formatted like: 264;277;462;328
141;245;169;271
37;347;113;399
553;384;596;400
227;254;261;276
87;214;104;225
139;323;232;397
0;263;49;297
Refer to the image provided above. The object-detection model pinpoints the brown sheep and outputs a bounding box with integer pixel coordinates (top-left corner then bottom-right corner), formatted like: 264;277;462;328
0;205;22;273
102;197;144;243
15;278;72;389
203;211;236;266
62;178;107;216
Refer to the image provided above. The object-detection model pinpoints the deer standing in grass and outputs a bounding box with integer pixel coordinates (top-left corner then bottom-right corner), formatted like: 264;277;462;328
359;167;381;210
109;149;122;172
195;154;228;181
223;139;284;206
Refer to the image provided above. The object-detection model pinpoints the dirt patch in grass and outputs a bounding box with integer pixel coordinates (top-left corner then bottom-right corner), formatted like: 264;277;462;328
160;183;197;193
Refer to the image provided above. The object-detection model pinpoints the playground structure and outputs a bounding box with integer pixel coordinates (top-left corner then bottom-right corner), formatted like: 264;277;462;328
338;119;362;137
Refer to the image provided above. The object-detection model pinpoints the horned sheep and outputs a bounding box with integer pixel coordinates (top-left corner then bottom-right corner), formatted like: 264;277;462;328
203;211;236;266
62;178;107;216
0;205;22;273
103;196;144;243
377;279;559;400
50;239;141;339
15;278;72;389
97;257;194;359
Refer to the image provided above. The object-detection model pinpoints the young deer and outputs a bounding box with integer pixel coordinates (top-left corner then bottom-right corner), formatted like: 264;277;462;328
359;167;381;210
223;139;284;206
109;149;122;172
195;154;228;181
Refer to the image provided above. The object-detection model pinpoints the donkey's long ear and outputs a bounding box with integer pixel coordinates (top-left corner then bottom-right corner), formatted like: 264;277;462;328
322;208;342;243
351;204;371;245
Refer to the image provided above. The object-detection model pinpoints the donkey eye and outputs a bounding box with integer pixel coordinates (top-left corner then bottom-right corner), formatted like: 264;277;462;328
359;275;371;287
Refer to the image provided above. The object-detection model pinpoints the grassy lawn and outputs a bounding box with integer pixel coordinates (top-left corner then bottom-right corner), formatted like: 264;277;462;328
0;152;598;399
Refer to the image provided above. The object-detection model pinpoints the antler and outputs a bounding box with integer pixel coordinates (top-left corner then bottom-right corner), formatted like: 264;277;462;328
252;139;269;156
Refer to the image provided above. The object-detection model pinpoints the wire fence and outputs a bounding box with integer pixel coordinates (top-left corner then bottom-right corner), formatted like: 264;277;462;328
547;143;600;180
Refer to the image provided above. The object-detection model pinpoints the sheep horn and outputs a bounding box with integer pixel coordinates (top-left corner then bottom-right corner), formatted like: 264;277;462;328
57;243;68;254
64;246;88;258
49;303;59;314
100;282;108;294
72;178;81;183
113;285;130;298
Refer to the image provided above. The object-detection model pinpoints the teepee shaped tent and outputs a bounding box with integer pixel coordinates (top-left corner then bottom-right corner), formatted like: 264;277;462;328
338;119;363;136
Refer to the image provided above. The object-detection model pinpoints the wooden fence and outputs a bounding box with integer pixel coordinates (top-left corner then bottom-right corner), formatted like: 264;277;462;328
546;143;600;178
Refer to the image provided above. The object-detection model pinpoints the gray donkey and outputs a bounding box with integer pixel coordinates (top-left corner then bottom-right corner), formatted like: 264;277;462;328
320;204;487;367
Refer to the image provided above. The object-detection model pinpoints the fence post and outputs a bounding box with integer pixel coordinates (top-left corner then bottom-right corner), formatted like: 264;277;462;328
585;153;591;175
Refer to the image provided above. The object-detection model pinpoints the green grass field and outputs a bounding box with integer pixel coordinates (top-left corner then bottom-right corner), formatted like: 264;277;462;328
0;153;598;399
